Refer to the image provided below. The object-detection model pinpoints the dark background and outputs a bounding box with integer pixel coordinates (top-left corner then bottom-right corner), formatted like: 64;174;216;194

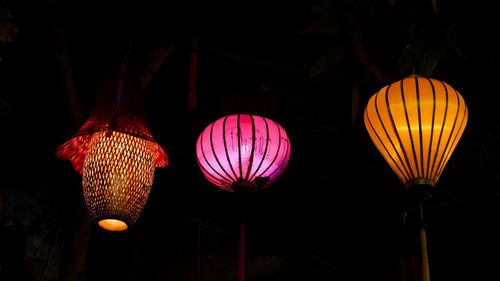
1;0;500;280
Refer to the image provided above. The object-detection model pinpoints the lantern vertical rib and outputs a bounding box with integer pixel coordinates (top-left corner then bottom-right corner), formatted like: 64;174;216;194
425;77;437;180
429;81;449;182
401;79;421;179
266;133;291;184
244;114;257;182
210;120;237;183
237;114;244;182
249;117;270;181
197;139;230;188
375;89;413;182
435;86;467;182
385;84;417;182
255;121;283;181
222;116;240;181
415;78;425;178
365;105;410;183
200;128;233;186
366;92;412;182
434;83;457;182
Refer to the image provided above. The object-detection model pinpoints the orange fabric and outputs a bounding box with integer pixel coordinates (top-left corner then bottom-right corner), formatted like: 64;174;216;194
364;76;468;187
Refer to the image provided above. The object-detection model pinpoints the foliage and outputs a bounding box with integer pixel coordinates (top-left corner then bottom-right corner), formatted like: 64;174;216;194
307;0;465;80
305;0;467;122
0;5;17;43
0;96;12;126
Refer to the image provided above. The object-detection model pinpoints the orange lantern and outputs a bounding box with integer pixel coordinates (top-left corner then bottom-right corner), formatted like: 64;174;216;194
364;75;468;281
364;76;468;188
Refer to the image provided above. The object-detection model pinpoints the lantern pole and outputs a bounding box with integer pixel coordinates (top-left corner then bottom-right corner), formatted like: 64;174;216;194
408;185;432;281
234;183;254;281
238;218;246;281
418;198;430;281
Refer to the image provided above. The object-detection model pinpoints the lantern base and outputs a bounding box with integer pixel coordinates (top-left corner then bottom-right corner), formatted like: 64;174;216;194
232;181;258;193
405;178;435;189
406;183;434;200
98;219;128;232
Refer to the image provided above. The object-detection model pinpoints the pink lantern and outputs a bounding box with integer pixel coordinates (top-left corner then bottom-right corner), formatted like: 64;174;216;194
196;114;291;192
196;113;291;281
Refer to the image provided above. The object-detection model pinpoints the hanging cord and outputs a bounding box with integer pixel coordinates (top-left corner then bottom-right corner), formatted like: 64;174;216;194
417;196;431;281
237;219;246;281
236;190;252;281
187;34;198;110
110;28;133;132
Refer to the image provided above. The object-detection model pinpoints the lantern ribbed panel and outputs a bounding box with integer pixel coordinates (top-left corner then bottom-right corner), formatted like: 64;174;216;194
82;131;155;231
364;76;468;187
196;114;291;192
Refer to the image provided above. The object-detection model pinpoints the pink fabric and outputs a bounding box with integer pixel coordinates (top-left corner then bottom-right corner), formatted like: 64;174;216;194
196;114;291;191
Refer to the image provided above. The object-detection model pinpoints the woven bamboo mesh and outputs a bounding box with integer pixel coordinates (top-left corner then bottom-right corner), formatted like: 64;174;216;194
82;130;155;231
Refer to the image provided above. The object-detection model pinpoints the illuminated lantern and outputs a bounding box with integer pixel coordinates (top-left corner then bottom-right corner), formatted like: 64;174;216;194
196;114;291;192
56;65;168;231
364;76;468;188
196;113;291;281
364;76;468;281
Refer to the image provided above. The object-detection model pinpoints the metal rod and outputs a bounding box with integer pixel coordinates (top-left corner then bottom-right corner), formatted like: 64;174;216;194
418;199;430;281
237;220;246;281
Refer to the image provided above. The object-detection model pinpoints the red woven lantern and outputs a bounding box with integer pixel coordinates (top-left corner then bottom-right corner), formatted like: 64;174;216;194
196;114;291;192
56;65;168;231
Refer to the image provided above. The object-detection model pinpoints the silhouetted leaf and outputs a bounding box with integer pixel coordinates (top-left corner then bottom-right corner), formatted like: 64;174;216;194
0;97;13;126
0;21;18;43
302;15;341;34
304;0;340;34
311;0;330;14
345;0;391;14
416;45;446;77
398;38;424;76
138;41;178;88
431;0;438;14
447;40;468;61
0;7;17;43
351;83;359;124
350;30;389;82
309;46;347;78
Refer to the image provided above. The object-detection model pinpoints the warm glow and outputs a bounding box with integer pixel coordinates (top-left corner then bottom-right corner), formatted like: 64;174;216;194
83;130;155;231
196;114;291;191
98;219;128;231
364;76;468;187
